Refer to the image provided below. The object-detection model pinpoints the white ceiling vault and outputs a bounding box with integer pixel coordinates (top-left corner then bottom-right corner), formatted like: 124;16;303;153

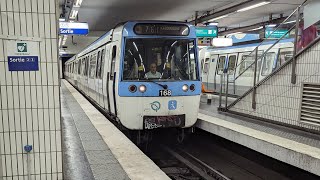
59;0;305;55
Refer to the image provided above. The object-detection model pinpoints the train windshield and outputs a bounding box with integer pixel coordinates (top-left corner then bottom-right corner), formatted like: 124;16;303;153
122;38;198;81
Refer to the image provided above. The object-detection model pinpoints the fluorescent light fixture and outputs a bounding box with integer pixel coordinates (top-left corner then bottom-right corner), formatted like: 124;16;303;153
70;10;78;19
226;32;242;37
248;26;263;31
75;0;83;6
237;1;270;12
59;18;65;22
208;14;229;22
284;20;296;24
266;24;277;27
209;22;219;26
212;38;233;47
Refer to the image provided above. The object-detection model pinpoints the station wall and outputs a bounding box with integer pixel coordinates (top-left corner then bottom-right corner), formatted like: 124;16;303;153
0;0;62;179
229;40;320;132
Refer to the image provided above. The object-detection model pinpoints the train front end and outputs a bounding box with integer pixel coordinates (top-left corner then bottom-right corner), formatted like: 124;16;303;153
117;22;201;130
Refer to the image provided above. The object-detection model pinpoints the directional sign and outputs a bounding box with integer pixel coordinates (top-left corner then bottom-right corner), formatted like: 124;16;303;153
7;41;40;71
196;26;218;38
59;22;89;35
265;28;289;39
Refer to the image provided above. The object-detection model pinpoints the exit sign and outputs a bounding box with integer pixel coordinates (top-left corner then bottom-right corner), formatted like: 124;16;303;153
196;26;218;38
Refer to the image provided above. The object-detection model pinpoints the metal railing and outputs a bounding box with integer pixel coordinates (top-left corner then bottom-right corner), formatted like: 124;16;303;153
218;0;312;110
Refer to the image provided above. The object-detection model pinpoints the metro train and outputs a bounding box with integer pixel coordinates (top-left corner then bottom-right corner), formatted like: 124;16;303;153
65;21;201;142
199;38;294;95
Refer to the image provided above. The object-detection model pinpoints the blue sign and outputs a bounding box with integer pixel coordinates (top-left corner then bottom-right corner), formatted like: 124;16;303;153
168;100;177;110
8;56;39;71
59;22;89;35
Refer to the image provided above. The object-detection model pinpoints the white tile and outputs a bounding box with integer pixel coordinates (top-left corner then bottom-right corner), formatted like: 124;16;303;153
26;109;33;132
43;109;50;130
15;132;22;154
44;14;51;38
8;110;15;132
32;109;38;131
58;173;63;180
44;131;50;152
50;131;56;151
46;153;52;174
7;12;15;36
54;86;60;108
55;132;61;152
50;15;57;39
34;153;40;174
41;63;48;85
38;14;45;38
0;133;4;154
42;86;49;108
13;86;20;109
1;12;8;36
31;0;37;12
11;155;18;176
7;86;13;109
51;151;57;173
55;109;60;131
53;64;59;86
5;155;12;176
49;109;55;130
36;86;43;108
14;12;21;35
48;87;54;108
40;153;46;174
17;154;24;176
39;131;45;152
4;133;10;154
2;110;9;132
6;0;13;11
47;63;53;85
10;132;17;154
32;131;39;153
14;110;21;131
25;86;31;108
19;86;26;108
56;152;62;172
38;109;44;131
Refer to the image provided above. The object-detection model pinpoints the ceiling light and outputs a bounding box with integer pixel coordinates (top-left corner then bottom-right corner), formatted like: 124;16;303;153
208;14;229;22
237;1;270;12
284;20;296;24
70;10;78;19
75;0;83;7
248;26;264;31
266;24;277;27
209;22;219;26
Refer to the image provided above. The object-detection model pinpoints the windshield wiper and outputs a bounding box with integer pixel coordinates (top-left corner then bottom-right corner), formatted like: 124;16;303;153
146;80;168;89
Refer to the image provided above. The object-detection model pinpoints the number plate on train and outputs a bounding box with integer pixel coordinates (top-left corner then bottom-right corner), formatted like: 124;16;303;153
143;115;185;129
159;89;172;96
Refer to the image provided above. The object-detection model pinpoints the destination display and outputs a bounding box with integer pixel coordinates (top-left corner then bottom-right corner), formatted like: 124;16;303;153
134;24;189;36
143;114;185;129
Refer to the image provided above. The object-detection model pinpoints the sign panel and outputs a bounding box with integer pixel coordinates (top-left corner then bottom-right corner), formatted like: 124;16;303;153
7;41;40;71
134;24;189;36
59;22;89;35
265;28;289;39
196;26;218;37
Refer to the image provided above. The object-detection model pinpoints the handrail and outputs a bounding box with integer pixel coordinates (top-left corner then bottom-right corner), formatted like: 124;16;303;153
227;36;320;109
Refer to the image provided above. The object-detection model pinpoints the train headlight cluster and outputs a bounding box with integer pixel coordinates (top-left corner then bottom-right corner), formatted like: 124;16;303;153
139;85;147;93
190;84;195;92
182;84;188;92
129;85;137;93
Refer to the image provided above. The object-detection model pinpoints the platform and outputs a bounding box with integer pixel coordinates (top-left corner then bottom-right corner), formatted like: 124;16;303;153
61;80;169;180
197;95;320;176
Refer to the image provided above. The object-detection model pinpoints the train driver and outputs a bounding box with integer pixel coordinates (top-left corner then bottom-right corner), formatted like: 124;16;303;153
145;63;161;79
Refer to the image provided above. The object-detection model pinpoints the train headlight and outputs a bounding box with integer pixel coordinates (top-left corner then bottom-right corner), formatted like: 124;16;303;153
129;85;137;93
190;84;195;92
182;84;188;92
139;85;147;93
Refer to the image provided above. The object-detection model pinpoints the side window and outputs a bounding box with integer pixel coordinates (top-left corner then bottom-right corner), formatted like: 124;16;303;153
228;55;237;74
203;58;210;73
99;49;105;79
110;46;117;80
261;52;276;76
89;55;97;79
217;56;226;74
78;60;81;74
96;51;101;78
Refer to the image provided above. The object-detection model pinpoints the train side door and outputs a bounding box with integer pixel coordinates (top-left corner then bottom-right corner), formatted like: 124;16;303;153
108;45;117;115
227;53;238;94
102;46;111;111
208;54;218;90
202;58;210;88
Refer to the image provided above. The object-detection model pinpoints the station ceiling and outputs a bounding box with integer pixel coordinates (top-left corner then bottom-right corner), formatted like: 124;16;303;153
59;0;305;55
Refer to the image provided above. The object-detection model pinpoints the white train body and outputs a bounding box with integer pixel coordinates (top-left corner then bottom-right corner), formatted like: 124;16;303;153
199;39;294;95
65;21;201;130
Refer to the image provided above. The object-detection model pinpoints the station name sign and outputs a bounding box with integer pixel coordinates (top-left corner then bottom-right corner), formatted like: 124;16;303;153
196;26;218;38
265;28;289;39
59;22;89;35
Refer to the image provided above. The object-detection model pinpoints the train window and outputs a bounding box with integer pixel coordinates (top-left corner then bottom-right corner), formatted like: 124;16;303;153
203;58;210;73
238;52;263;77
96;51;101;78
110;46;117;80
228;55;237;74
85;57;89;76
261;52;276;76
78;60;81;74
99;49;105;79
89;54;97;79
217;56;226;74
122;38;198;81
81;58;85;75
277;48;294;67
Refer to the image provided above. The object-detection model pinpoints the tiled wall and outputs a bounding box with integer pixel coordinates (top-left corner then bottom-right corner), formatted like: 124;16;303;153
229;40;320;132
0;0;62;179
